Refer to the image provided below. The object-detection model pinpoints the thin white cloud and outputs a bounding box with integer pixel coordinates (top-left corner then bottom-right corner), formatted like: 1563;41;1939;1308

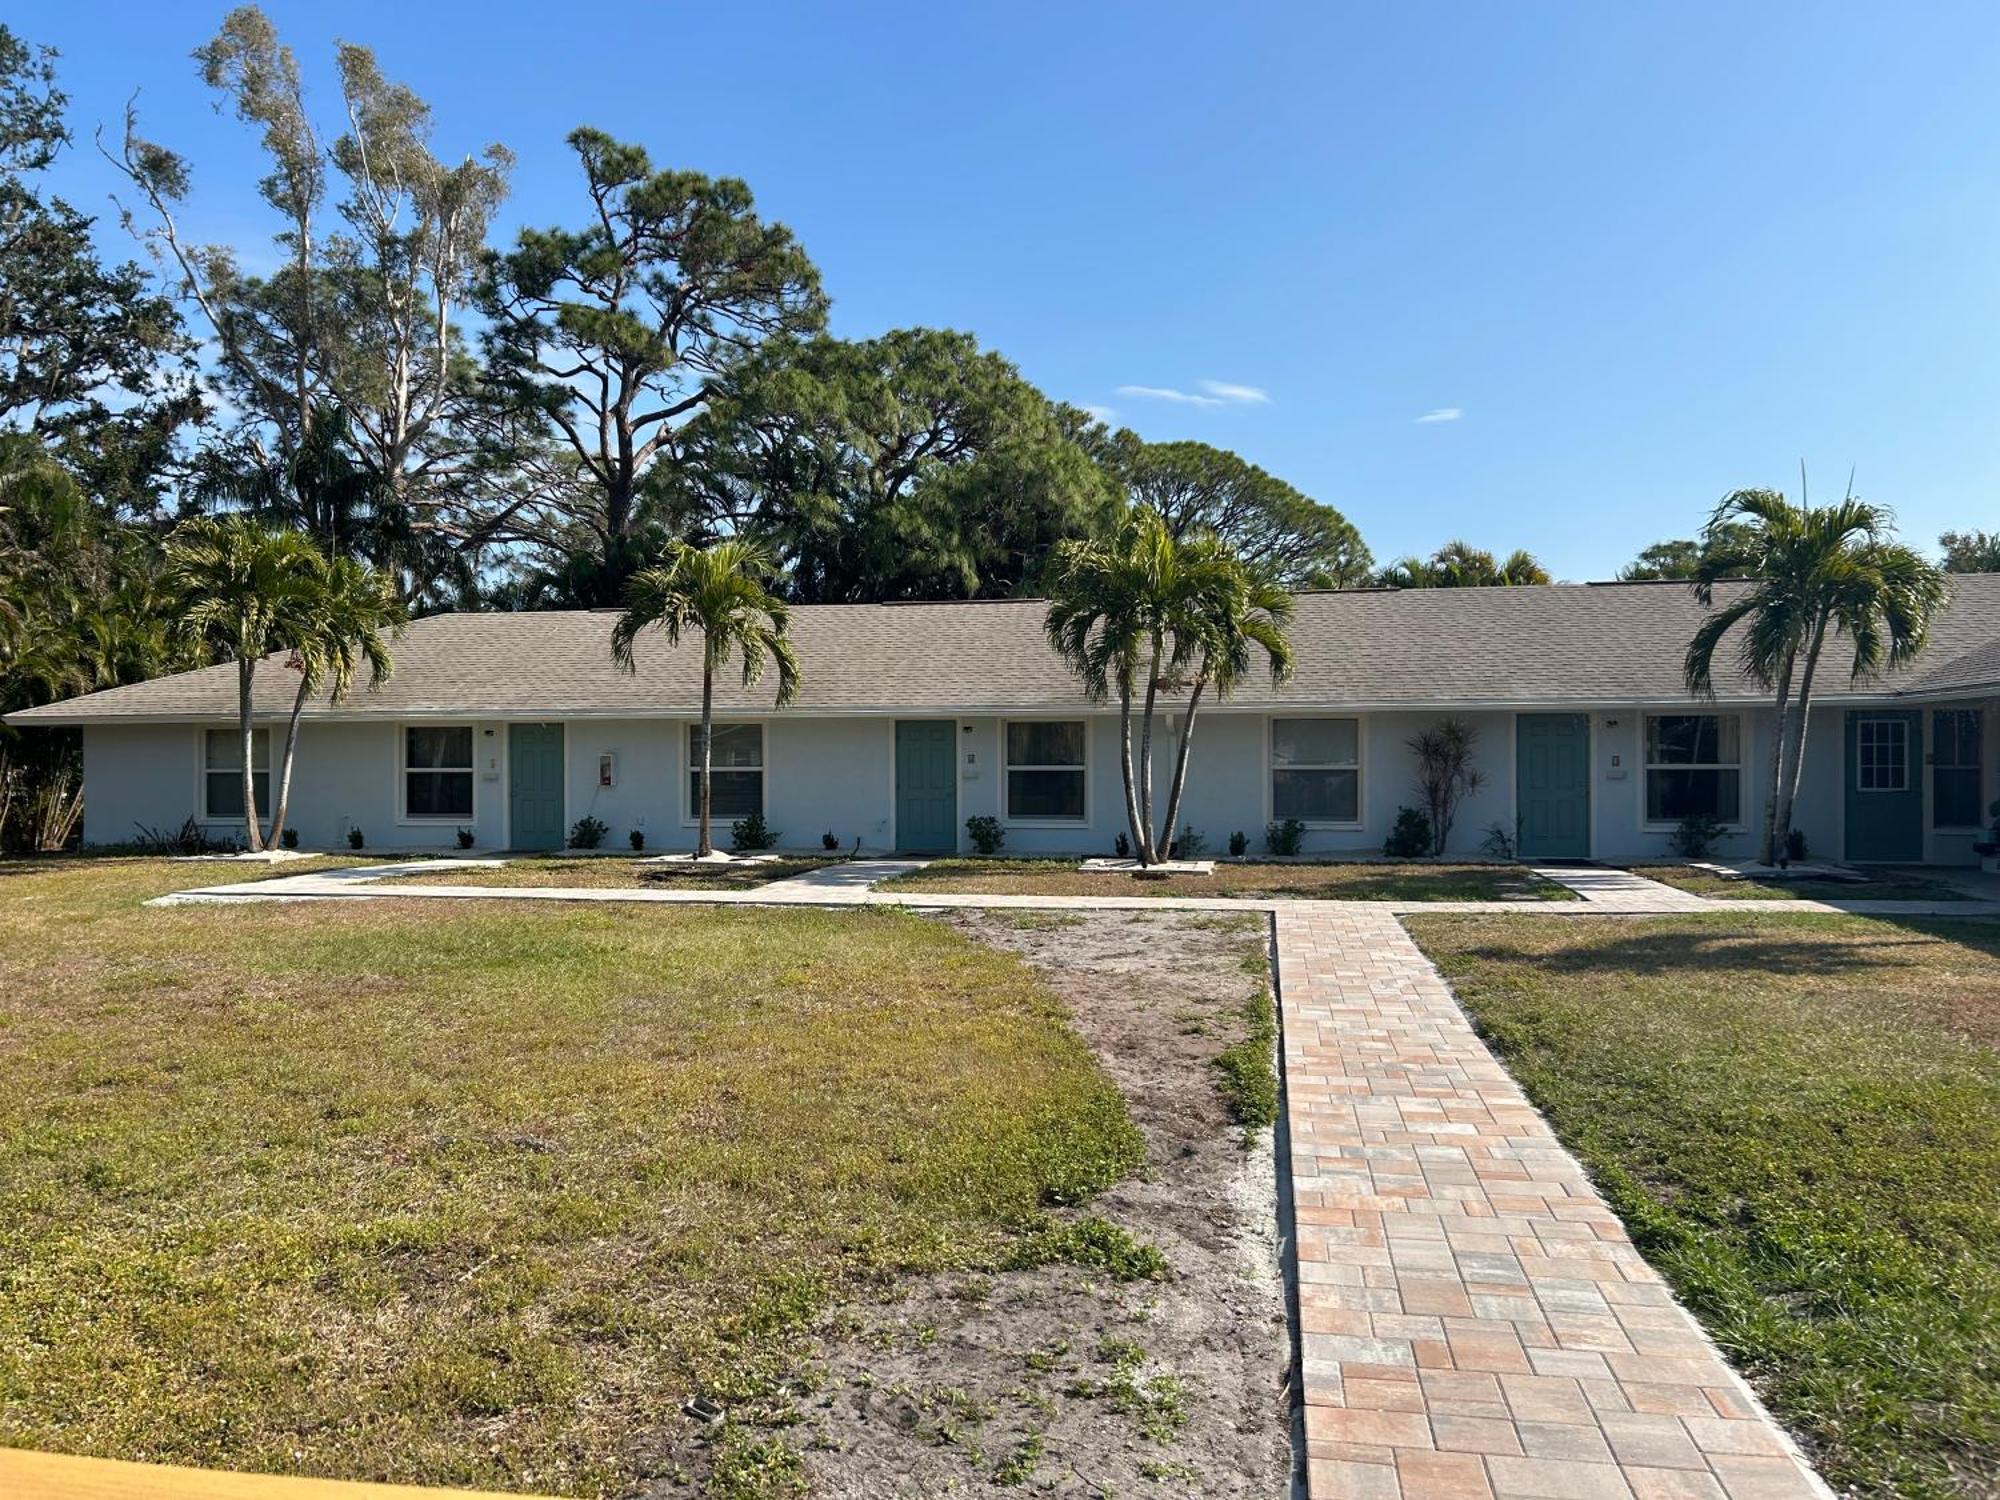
1199;379;1269;404
1414;407;1463;424
1080;404;1117;426
1115;380;1270;409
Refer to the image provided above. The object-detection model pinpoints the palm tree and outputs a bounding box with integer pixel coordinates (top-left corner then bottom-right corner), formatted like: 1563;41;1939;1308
1376;541;1551;588
164;517;326;850
266;556;404;847
1684;485;1947;864
611;539;800;856
1045;509;1293;865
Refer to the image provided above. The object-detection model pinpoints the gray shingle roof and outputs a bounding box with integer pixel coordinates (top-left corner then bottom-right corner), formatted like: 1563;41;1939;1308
12;575;2000;725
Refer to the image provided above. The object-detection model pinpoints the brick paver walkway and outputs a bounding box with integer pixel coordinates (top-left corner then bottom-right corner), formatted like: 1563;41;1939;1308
1277;903;1829;1500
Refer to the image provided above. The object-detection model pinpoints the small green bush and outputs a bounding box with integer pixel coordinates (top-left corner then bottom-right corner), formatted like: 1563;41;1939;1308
1668;812;1728;858
1170;825;1207;859
1263;818;1305;857
821;830;840;851
1227;830;1249;857
456;826;476;850
567;815;608;850
346;827;365;850
280;826;300;850
966;815;1005;855
1384;805;1432;858
729;811;778;851
628;828;645;851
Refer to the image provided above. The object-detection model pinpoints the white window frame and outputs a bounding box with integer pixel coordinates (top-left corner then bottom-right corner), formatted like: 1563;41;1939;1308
1002;718;1089;824
1642;712;1745;827
1854;715;1911;794
198;726;271;822
1931;708;1985;829
1266;715;1364;829
683;720;767;826
399;722;478;824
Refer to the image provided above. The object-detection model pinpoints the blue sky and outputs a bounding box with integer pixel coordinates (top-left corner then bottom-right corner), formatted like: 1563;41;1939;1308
24;1;2000;578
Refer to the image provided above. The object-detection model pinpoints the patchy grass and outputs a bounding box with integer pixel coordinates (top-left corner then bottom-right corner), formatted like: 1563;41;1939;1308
0;858;1144;1496
1406;911;2000;1500
1636;864;1975;902
369;855;836;890
1212;985;1280;1134
881;858;1576;901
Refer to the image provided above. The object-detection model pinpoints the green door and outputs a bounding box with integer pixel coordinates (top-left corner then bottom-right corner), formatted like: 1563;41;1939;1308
895;720;957;853
1516;713;1591;859
508;723;565;851
1844;710;1923;862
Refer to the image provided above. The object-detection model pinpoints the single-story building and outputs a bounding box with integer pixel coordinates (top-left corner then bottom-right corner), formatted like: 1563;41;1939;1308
10;577;2000;865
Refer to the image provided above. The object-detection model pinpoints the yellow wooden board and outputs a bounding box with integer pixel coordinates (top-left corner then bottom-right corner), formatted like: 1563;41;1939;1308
0;1449;547;1500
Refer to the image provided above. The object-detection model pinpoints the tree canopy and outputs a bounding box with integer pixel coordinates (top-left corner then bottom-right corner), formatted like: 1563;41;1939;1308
1376;541;1551;588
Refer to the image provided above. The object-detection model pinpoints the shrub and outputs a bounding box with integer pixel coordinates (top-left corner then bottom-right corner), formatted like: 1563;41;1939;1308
1407;716;1486;855
132;816;235;856
347;827;365;850
628;828;646;851
567;815;608;850
1384;805;1432;858
1782;828;1807;864
1227;830;1248;857
456;826;476;850
280;827;300;850
729;811;778;852
1479;821;1517;859
1668;812;1729;858
1114;832;1131;858
1169;826;1207;860
821;829;840;851
966;815;1005;855
1263;818;1305;857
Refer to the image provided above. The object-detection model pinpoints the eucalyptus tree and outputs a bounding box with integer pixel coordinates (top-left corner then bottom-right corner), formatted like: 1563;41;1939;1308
163;516;326;849
1045;509;1294;865
610;540;800;857
482;129;824;590
1684;487;1947;863
107;7;511;591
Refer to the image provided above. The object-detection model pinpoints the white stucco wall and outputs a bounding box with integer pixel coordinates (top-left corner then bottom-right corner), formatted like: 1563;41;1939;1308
77;698;1995;863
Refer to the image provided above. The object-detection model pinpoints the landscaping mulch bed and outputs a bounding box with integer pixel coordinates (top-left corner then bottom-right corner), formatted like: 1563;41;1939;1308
880;858;1575;902
801;908;1293;1497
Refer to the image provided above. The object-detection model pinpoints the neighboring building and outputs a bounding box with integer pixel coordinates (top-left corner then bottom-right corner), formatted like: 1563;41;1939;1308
10;579;2000;864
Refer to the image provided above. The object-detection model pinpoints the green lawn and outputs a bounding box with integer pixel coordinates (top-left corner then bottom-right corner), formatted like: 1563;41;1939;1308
1636;864;1975;902
370;855;835;889
0;858;1142;1496
1407;911;2000;1500
879;858;1577;902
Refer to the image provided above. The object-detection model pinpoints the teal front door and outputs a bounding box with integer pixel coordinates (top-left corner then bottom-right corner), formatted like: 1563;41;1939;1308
895;720;957;852
508;723;565;850
1517;714;1591;859
1844;710;1923;862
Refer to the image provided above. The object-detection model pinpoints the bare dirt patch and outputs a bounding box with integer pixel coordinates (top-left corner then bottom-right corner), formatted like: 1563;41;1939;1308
798;908;1294;1497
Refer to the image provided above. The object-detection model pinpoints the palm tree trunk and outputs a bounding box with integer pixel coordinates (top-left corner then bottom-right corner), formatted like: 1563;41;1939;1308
1759;650;1796;865
1775;617;1829;853
1135;636;1162;863
268;673;311;851
697;664;715;858
238;658;264;852
1156;679;1206;859
1117;681;1145;861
